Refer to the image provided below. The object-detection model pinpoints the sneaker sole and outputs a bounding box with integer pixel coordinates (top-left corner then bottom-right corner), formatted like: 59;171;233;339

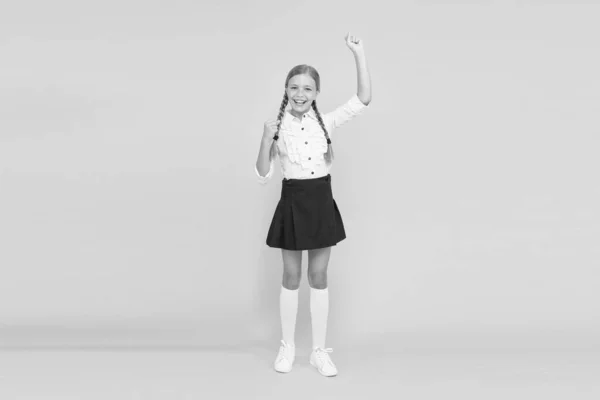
309;359;337;377
274;361;294;373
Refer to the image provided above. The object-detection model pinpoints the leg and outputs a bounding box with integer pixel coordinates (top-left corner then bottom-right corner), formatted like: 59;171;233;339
274;249;302;373
280;249;302;345
281;249;302;290
307;246;338;376
307;246;332;351
307;246;331;289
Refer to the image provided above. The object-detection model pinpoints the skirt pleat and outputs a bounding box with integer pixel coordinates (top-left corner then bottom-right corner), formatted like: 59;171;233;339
266;174;346;250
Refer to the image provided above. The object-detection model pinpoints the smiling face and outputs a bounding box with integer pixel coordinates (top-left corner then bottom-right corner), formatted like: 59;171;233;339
286;74;319;118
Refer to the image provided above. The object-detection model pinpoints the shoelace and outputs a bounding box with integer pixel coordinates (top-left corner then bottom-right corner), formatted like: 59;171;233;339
314;347;335;368
276;340;294;363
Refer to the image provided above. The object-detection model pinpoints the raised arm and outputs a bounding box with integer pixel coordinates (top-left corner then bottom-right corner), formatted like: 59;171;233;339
345;33;371;106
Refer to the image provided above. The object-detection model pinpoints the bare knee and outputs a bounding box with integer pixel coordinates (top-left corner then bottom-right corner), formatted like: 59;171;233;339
308;270;327;289
282;270;302;290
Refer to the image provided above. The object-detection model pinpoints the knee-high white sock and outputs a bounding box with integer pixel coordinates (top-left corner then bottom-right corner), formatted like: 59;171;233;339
310;287;329;350
280;285;298;346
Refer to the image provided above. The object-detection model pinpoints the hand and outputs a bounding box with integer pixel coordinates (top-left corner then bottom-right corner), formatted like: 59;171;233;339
262;118;280;141
345;32;364;53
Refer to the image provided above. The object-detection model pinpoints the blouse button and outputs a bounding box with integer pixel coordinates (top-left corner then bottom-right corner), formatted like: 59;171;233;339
305;141;308;144
311;172;314;175
308;157;311;160
301;127;304;130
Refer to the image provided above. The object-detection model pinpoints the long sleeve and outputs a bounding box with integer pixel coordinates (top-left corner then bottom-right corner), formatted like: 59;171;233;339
323;94;369;132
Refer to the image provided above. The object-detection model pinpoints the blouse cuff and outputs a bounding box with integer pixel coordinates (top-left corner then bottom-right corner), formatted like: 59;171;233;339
255;159;274;184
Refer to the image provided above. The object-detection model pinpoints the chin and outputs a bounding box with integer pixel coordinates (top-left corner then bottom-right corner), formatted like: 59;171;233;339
292;106;308;113
296;103;312;111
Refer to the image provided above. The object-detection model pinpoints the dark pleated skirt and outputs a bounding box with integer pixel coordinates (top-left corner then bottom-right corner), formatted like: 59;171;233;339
266;174;346;251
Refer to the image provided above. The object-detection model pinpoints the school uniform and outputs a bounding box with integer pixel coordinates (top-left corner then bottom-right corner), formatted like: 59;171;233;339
255;94;368;250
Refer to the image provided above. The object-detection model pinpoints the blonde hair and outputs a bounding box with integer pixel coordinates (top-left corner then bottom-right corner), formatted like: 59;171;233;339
269;64;334;164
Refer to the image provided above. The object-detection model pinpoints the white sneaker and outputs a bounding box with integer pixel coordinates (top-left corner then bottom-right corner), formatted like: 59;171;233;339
310;347;338;377
274;340;295;373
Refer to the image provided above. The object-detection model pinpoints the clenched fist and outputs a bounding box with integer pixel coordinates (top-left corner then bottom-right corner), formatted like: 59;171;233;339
263;119;281;141
345;32;364;53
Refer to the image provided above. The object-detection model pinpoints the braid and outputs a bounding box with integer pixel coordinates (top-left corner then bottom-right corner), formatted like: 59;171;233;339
270;92;289;161
311;100;334;163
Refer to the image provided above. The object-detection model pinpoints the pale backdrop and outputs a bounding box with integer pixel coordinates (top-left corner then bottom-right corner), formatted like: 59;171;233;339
0;0;598;350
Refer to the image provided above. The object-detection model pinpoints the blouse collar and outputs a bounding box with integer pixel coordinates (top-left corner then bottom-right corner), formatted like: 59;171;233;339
285;106;318;122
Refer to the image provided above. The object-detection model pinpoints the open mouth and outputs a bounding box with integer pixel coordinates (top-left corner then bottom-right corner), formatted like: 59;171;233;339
293;99;307;106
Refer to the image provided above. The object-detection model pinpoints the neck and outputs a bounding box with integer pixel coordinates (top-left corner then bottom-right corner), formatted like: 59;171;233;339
289;109;304;119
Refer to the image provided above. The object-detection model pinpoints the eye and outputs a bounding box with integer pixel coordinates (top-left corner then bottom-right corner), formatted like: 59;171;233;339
306;88;312;91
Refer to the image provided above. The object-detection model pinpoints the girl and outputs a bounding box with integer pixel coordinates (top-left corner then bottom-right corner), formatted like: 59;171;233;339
255;33;371;377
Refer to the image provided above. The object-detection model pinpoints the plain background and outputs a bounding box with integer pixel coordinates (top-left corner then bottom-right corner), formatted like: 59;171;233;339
0;0;598;351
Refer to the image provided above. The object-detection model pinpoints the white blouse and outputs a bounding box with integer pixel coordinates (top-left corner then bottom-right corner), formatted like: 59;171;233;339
255;94;368;184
